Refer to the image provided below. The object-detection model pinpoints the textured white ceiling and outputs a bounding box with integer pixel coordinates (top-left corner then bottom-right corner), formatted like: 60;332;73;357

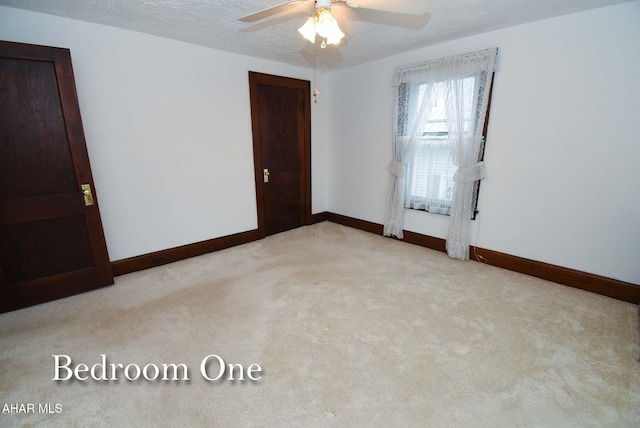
0;0;632;69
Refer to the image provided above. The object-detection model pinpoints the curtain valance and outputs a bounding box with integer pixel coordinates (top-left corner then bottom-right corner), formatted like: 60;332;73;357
392;48;498;86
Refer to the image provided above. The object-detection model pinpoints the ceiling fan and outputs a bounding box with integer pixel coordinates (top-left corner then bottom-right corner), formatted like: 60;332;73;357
239;0;432;47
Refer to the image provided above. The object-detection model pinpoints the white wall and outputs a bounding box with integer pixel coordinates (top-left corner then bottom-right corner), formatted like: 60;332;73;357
0;6;329;261
326;1;640;285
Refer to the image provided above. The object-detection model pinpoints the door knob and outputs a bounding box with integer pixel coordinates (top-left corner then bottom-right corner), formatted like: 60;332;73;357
263;168;270;183
81;184;94;206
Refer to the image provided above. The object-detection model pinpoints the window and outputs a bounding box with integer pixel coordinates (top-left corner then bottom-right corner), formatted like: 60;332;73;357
384;48;497;259
400;76;492;216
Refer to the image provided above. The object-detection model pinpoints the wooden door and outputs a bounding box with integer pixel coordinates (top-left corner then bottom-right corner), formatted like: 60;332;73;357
248;72;311;237
0;41;113;313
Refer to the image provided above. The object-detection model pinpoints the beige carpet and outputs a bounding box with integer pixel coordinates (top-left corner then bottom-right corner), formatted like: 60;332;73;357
1;222;639;427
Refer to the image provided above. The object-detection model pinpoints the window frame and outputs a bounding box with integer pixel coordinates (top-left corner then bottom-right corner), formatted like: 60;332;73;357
399;72;495;220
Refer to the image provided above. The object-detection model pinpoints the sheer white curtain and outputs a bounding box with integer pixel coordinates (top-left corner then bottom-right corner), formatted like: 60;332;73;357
383;48;498;259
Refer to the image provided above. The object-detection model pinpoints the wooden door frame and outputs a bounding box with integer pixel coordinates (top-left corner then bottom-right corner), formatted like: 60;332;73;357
248;71;312;239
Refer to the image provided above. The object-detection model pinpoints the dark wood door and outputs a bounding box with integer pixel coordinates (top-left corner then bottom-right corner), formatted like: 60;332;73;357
249;72;311;237
0;41;113;313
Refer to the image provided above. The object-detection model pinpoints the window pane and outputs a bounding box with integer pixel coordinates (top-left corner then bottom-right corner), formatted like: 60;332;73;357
406;140;456;214
417;83;448;137
404;75;478;214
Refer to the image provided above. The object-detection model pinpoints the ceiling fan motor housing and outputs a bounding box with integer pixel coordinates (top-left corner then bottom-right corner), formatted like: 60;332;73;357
316;0;333;9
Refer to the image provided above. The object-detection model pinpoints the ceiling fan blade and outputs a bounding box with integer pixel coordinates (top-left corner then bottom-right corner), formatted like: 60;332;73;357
239;1;310;23
342;0;432;16
339;5;430;30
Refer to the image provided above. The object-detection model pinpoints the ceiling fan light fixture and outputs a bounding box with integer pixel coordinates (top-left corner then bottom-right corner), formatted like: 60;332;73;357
298;16;317;43
325;21;345;45
298;7;344;46
315;8;343;42
315;9;334;38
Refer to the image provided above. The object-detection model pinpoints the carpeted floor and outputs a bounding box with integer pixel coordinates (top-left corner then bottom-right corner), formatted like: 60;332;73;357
1;222;639;427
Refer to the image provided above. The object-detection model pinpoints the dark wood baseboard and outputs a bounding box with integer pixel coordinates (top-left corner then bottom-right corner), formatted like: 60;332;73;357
470;247;640;304
325;212;448;253
111;213;327;277
111;229;260;276
325;212;382;234
109;211;639;303
311;212;329;224
324;212;640;304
